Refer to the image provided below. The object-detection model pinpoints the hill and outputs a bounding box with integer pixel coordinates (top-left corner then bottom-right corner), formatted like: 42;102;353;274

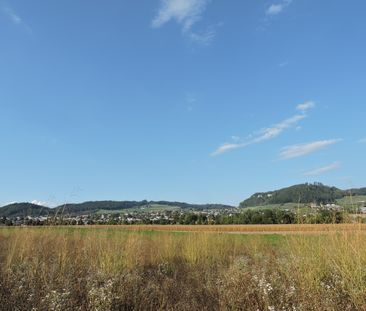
0;200;234;218
348;188;366;196
240;183;352;208
54;200;234;216
0;203;52;218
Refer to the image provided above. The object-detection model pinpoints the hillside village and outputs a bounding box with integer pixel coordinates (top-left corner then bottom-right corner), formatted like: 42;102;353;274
1;184;366;226
1;199;366;226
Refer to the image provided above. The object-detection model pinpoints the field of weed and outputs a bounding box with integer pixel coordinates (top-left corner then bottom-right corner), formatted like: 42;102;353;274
103;223;366;233
1;225;366;310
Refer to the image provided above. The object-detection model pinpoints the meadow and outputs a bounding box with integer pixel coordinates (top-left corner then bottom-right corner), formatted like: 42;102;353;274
1;225;366;310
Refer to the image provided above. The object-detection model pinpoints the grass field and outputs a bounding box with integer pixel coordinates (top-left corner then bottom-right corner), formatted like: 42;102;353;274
337;195;366;206
242;202;301;210
106;223;366;233
1;225;366;310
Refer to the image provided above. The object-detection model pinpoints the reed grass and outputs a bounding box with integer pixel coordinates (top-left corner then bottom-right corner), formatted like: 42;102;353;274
1;225;366;310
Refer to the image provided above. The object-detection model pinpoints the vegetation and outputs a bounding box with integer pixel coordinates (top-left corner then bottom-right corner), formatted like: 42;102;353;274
240;183;349;207
0;201;233;218
0;203;50;218
1;207;351;226
1;226;366;310
1;184;365;219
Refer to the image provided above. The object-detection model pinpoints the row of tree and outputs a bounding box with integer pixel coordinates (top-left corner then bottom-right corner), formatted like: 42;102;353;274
1;209;349;226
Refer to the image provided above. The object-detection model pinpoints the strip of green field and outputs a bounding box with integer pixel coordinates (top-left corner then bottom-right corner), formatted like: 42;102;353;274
241;202;309;211
95;204;181;214
337;195;366;206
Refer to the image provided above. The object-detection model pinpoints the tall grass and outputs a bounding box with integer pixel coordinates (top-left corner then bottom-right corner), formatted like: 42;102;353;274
1;226;366;310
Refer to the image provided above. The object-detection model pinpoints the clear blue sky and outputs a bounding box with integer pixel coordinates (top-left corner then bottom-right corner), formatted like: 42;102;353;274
1;0;365;207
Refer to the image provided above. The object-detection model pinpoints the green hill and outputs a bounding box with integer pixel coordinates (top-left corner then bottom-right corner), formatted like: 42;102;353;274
0;200;234;218
0;203;51;218
348;188;366;196
240;183;347;208
54;200;234;216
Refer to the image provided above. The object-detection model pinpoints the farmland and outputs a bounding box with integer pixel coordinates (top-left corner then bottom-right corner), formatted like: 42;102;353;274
1;225;366;310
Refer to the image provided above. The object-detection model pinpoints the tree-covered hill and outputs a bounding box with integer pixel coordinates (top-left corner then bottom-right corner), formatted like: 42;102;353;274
54;201;234;216
240;183;351;208
0;200;234;217
0;203;52;218
348;188;366;196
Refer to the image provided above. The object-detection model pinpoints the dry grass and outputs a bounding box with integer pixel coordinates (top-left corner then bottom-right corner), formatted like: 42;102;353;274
1;226;366;310
67;223;366;233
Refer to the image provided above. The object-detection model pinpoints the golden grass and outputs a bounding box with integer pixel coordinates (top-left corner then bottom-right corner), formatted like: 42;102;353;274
66;223;366;233
1;226;366;310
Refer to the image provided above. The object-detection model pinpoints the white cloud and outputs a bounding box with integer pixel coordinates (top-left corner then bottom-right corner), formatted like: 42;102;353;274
358;138;366;143
266;0;292;16
297;101;315;112
3;6;22;24
152;0;209;30
211;104;313;156
280;139;342;160
266;4;283;16
254;114;306;142
31;200;50;207
304;162;341;176
278;61;290;68
152;0;215;44
3;6;32;33
188;27;216;45
211;143;242;156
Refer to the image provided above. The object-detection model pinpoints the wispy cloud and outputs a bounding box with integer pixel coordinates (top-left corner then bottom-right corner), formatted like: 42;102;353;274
152;0;216;45
304;162;341;176
31;200;50;207
2;5;31;33
297;101;315;112
31;200;42;206
152;0;209;30
280;139;342;160
211;143;242;156
278;61;290;68
187;26;216;45
358;138;366;144
3;6;22;24
211;102;314;156
31;199;59;208
266;0;292;16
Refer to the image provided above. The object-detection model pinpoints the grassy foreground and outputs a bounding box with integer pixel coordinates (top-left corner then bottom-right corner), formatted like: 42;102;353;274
1;225;366;310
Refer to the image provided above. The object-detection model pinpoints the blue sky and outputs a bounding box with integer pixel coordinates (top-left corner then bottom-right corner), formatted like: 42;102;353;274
1;0;365;207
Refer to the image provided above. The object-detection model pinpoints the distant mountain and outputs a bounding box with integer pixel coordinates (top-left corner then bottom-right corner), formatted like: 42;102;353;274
239;183;365;208
0;203;52;218
54;200;234;216
0;200;234;218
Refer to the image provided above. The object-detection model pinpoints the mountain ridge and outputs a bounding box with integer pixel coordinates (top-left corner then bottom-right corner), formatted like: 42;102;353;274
2;184;366;218
0;200;234;218
240;183;366;208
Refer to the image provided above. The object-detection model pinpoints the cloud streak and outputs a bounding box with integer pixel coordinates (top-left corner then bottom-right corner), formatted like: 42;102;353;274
152;0;215;45
2;5;31;33
152;0;209;30
280;139;342;160
266;0;292;16
31;200;50;207
3;6;22;24
304;162;341;176
297;101;315;112
211;102;314;156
